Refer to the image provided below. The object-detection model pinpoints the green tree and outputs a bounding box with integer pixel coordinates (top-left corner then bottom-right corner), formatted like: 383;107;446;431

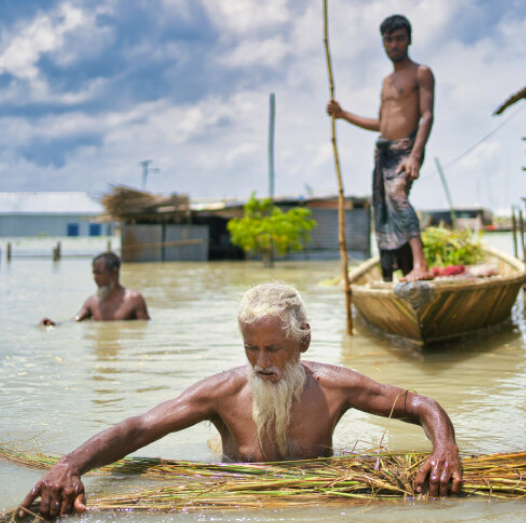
227;193;317;267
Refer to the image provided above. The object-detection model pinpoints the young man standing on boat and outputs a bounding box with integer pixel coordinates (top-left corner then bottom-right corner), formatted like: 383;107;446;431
21;282;461;519
40;251;150;325
327;14;434;282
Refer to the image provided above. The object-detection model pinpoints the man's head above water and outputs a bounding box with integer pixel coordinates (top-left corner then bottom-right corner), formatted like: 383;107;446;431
238;282;312;456
238;281;311;346
238;282;311;380
93;251;121;273
92;252;121;298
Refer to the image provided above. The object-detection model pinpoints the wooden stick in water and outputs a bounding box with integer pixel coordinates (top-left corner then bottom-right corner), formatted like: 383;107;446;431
322;0;353;335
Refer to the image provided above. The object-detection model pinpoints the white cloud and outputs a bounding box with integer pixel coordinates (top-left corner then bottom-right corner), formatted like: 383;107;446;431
0;3;86;80
1;0;525;209
220;36;289;68
202;0;289;35
225;142;259;165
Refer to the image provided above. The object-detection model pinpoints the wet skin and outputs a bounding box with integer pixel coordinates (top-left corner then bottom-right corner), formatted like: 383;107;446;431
326;25;435;282
21;317;461;519
40;260;150;325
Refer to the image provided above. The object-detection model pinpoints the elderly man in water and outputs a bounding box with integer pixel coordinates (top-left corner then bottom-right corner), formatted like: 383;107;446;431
23;282;461;519
40;251;150;326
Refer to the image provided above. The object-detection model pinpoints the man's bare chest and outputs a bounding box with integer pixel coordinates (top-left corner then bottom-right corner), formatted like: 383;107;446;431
216;391;343;462
382;73;418;102
92;299;135;320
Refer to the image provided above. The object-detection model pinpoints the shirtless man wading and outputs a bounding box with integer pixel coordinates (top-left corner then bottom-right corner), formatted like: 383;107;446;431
23;282;461;519
40;251;150;325
327;14;434;282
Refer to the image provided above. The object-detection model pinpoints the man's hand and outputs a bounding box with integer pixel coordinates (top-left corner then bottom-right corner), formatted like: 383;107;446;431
327;100;343;119
39;318;56;327
414;446;463;497
396;156;421;181
19;463;86;520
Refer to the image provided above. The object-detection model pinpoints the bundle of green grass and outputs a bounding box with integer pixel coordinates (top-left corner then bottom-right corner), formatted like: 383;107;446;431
2;446;526;520
422;227;485;277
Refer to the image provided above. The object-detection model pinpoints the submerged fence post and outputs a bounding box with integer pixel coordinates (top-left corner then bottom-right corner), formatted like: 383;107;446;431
52;242;61;261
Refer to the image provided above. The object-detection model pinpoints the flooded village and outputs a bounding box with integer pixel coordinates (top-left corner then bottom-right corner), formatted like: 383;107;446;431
1;2;526;522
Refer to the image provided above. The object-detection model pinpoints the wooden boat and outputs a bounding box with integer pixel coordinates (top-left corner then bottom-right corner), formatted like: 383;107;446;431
348;245;525;346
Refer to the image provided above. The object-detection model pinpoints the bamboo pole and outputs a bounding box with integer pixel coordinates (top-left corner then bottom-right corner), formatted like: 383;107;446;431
512;206;518;259
434;157;457;230
323;0;352;334
519;209;525;263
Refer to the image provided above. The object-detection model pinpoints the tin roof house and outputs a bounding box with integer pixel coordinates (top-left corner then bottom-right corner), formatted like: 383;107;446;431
101;186;371;262
0;192;114;237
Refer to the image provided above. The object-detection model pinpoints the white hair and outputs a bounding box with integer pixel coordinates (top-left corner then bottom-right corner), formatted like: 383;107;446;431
237;282;310;343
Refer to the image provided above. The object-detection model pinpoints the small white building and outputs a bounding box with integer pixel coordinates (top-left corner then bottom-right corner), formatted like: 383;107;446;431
0;192;114;237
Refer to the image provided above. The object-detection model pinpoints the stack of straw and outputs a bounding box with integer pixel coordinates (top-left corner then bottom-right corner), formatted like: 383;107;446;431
1;447;526;520
100;185;189;219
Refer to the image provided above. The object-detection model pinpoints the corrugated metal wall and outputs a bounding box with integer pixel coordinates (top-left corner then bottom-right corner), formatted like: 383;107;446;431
308;208;370;257
276;206;371;261
121;223;209;262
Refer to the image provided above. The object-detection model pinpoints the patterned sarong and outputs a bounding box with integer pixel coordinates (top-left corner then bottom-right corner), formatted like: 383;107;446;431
372;131;422;278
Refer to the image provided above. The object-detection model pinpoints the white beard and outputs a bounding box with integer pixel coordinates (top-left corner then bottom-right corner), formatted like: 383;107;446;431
97;281;114;299
247;361;306;457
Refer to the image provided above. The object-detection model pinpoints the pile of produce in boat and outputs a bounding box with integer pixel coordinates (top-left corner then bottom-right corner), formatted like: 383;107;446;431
422;227;483;269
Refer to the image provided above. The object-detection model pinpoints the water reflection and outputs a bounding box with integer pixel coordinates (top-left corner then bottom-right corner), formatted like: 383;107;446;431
1;237;526;521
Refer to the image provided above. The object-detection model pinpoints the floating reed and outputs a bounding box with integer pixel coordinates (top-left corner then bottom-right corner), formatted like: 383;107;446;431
2;447;526;521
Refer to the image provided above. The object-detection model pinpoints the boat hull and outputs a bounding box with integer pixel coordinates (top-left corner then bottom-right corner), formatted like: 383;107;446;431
349;246;525;346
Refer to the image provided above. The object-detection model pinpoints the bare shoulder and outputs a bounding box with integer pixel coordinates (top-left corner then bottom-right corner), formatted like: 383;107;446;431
124;288;146;301
303;361;363;388
192;366;248;398
416;64;434;83
84;294;99;308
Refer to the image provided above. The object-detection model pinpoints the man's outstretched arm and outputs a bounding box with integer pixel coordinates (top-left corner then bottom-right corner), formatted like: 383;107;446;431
342;370;462;497
327;100;381;131
18;377;218;519
40;298;93;326
73;299;93;322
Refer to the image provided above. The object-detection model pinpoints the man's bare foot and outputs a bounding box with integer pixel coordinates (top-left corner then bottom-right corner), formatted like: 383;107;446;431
400;267;434;282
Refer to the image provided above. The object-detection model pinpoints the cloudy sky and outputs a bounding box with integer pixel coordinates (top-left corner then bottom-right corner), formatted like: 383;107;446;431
0;0;524;212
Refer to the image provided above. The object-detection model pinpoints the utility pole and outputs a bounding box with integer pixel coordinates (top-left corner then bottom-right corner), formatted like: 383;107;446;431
139;160;160;190
522;137;525;171
268;93;276;200
434;157;457;229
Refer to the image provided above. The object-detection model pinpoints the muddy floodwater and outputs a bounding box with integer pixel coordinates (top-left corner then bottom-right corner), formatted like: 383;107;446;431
1;234;525;522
